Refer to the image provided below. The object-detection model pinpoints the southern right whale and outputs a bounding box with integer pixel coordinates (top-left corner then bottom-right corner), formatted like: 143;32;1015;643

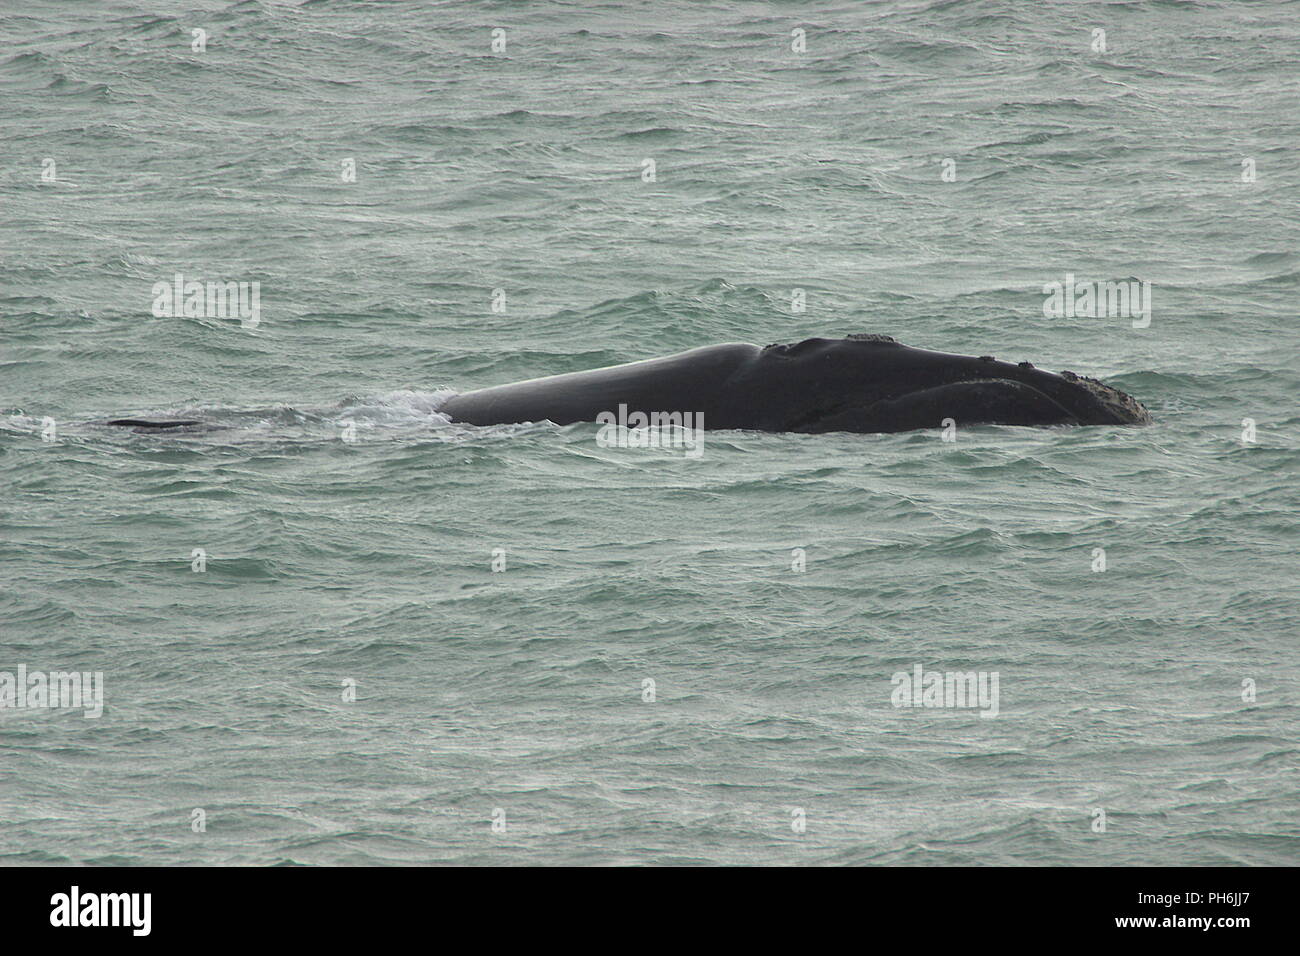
97;334;1151;435
438;334;1151;433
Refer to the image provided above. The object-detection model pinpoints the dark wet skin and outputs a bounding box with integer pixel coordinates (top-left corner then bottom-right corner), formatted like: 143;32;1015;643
103;419;202;429
99;335;1151;435
437;335;1151;434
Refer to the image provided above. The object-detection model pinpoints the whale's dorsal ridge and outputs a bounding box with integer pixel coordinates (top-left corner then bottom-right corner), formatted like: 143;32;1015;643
762;333;899;355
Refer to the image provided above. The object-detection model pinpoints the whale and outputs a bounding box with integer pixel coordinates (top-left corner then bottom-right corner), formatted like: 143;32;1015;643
97;334;1150;434
103;418;203;430
437;334;1151;433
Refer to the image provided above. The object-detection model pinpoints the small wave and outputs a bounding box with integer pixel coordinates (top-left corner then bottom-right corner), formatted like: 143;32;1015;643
333;389;458;426
2;390;467;445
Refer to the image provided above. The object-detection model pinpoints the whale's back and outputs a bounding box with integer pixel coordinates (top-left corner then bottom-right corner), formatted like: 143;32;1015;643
439;343;759;427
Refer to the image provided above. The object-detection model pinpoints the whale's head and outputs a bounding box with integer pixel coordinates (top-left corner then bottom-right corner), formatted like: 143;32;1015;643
1053;369;1152;426
747;335;1152;432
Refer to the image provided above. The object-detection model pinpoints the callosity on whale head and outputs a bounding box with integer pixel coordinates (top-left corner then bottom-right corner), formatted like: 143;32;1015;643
1052;368;1152;426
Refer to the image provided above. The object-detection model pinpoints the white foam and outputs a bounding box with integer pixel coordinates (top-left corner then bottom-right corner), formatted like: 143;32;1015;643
333;389;457;426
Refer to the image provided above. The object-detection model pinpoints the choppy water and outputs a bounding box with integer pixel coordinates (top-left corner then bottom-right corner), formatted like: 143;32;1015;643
2;0;1298;865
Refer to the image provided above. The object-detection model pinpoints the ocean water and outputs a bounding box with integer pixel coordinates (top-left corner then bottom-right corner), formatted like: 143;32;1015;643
2;0;1297;866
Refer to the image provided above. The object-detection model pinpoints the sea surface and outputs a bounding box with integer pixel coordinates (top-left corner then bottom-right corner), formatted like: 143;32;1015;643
1;0;1297;865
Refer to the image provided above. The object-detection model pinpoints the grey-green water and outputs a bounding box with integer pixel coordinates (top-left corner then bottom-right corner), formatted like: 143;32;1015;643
2;0;1297;865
